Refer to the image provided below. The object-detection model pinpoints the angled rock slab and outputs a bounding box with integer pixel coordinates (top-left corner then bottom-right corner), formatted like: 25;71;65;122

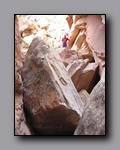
22;37;84;135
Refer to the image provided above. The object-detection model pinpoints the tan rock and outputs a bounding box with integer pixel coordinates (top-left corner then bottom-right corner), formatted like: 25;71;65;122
71;62;98;93
77;49;94;63
15;60;31;135
85;15;105;76
66;15;73;29
15;15;31;135
15;94;32;135
58;48;79;67
67;15;105;76
73;34;86;50
67;24;81;49
66;59;89;77
15;15;22;62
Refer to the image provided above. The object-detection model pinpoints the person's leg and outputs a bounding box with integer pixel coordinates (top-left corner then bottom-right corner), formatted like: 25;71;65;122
63;43;67;47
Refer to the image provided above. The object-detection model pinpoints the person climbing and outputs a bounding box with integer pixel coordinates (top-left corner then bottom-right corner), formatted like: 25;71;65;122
62;35;70;47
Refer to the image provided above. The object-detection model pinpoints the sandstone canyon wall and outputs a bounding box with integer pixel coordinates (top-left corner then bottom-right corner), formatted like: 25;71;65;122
66;15;105;76
15;15;31;135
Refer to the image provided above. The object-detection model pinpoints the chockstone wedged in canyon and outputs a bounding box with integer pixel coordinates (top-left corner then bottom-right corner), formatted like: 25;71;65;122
21;36;84;135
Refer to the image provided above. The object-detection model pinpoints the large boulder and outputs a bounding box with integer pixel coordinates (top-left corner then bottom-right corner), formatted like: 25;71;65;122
74;70;105;135
67;59;98;93
22;37;84;135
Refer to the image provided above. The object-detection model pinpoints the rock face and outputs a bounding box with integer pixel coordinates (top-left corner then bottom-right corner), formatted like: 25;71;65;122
66;15;105;76
58;47;79;67
67;59;99;93
77;48;94;63
15;15;22;63
22;37;84;135
78;89;89;107
58;47;99;94
15;15;31;135
74;70;105;135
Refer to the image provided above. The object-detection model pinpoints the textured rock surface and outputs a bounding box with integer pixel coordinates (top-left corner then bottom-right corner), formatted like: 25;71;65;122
58;48;79;67
15;15;31;135
15;15;22;63
15;63;31;135
77;48;94;63
79;89;89;107
66;15;105;76
67;60;98;93
74;70;105;135
22;36;84;135
15;94;31;135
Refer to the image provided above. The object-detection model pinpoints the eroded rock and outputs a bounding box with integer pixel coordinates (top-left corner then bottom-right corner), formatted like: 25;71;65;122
15;15;22;62
22;36;84;135
66;15;105;76
15;15;32;135
79;89;89;107
77;48;94;63
58;47;79;67
67;59;98;93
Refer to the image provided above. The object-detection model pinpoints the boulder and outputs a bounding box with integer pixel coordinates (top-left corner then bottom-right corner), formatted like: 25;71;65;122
22;37;84;135
74;70;105;135
58;47;79;67
67;59;98;93
66;59;89;77
77;48;94;63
